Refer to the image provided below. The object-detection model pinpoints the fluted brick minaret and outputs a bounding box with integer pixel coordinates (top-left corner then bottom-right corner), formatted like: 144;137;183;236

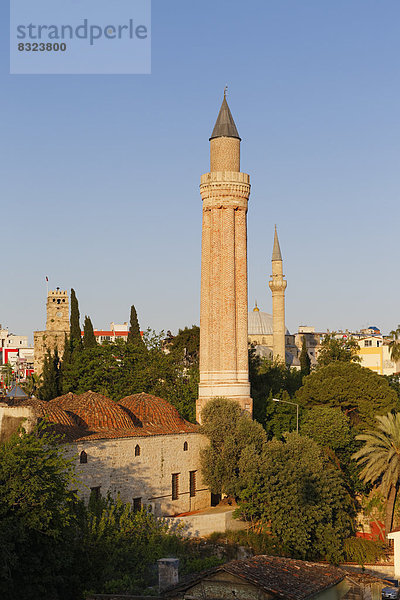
197;93;252;423
269;226;287;363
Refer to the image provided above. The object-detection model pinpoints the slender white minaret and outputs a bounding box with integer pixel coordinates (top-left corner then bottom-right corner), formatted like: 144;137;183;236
197;93;252;423
269;226;287;363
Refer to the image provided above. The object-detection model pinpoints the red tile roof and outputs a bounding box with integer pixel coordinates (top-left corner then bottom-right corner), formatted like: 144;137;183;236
17;391;200;441
164;556;346;600
48;391;135;431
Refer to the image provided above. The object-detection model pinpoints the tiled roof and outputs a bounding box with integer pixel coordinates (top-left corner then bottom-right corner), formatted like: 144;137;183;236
164;556;345;600
119;393;198;434
16;398;87;441
17;391;200;441
48;391;135;430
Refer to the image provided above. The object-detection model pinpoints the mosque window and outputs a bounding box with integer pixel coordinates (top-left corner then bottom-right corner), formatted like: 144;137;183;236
79;450;87;464
133;497;142;512
189;471;196;497
183;441;188;451
172;473;179;500
135;444;140;456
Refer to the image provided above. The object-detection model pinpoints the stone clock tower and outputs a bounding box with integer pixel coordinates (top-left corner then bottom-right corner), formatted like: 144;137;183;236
197;93;252;423
34;288;70;375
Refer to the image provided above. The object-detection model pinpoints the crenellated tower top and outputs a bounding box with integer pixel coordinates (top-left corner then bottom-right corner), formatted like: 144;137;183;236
46;288;69;332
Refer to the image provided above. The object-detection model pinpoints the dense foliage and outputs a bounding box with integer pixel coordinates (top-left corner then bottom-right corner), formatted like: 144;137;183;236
0;424;81;600
59;329;198;421
317;332;361;367
343;537;385;566
200;397;267;496
38;348;61;401
295;362;398;429
237;433;355;562
299;336;311;375
300;406;363;495
83;316;97;349
249;349;303;434
69;288;82;349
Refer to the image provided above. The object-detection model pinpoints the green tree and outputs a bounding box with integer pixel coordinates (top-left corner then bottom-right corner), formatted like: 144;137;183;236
385;374;400;400
21;372;42;397
295;361;398;429
317;332;361;367
301;406;353;452
353;412;400;537
83;315;97;349
200;397;267;497
69;288;82;350
169;325;200;367
0;423;82;599
299;336;311;375
300;406;362;495
127;304;143;346
389;325;400;366
237;433;355;562
249;349;303;429
39;348;61;401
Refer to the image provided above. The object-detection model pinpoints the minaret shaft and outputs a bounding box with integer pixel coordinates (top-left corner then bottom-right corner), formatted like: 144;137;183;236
197;97;252;422
269;228;287;363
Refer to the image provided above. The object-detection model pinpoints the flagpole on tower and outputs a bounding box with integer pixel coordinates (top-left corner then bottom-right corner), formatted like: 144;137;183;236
46;276;49;296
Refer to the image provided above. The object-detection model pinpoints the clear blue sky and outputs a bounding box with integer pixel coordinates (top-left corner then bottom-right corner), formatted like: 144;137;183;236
1;0;399;341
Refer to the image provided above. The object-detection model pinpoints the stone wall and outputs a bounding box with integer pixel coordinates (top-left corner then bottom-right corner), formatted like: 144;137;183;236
0;405;36;442
33;330;66;375
68;431;210;516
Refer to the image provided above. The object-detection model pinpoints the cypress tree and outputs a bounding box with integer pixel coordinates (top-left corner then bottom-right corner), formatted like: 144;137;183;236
39;349;61;401
299;336;311;375
127;305;144;346
70;288;82;350
83;316;97;349
60;333;72;392
61;333;71;364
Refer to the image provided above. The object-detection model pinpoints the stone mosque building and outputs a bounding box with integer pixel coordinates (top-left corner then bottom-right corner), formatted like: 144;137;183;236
0;94;295;527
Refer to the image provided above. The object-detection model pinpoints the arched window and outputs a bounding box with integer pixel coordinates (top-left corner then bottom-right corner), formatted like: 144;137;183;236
183;441;188;451
80;450;87;464
135;444;140;457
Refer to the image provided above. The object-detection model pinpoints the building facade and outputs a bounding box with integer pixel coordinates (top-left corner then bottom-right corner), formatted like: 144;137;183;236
0;391;210;517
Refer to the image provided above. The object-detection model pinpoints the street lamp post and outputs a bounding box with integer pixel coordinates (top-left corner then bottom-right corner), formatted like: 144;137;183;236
273;398;299;433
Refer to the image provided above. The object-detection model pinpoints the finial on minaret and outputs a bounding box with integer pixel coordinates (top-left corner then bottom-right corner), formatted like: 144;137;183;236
224;85;228;98
272;225;282;261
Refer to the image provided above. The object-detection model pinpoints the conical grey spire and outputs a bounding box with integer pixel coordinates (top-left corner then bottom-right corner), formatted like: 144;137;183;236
272;225;282;261
210;92;241;141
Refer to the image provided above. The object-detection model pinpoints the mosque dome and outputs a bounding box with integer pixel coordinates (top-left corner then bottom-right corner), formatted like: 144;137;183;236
48;391;135;430
248;305;290;336
119;393;197;433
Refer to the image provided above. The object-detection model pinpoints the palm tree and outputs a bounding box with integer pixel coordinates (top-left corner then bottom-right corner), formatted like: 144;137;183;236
389;325;400;370
353;412;400;537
